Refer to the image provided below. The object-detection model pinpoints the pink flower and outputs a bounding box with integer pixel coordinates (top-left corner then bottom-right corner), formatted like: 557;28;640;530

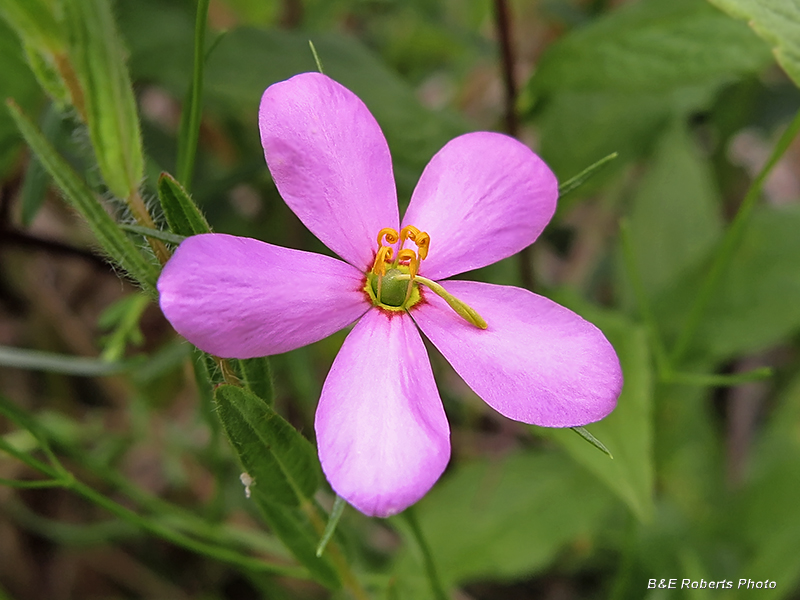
158;73;622;517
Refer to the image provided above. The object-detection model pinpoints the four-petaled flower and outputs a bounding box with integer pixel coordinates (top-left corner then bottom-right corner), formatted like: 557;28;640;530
157;73;622;517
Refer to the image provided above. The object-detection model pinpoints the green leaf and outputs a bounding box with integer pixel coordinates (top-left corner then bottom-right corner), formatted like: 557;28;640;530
534;302;655;522
118;224;187;246
63;0;144;199
22;40;73;112
19;104;61;226
157;172;212;236
7;101;159;292
0;20;43;177
653;204;800;359
393;451;615;587
0;0;64;53
97;293;149;362
0;345;131;376
236;357;275;407
696;205;800;357
534;86;717;193
213;384;320;506
625;120;723;299
530;0;772;94
733;375;800;599
708;0;800;89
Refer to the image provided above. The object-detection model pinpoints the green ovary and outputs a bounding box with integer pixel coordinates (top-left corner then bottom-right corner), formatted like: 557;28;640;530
365;266;421;311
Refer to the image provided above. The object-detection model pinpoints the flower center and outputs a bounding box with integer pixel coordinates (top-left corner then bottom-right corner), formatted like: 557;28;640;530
364;226;426;312
363;225;488;329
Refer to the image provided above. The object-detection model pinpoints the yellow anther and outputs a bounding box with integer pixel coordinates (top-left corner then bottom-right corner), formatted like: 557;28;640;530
396;248;419;277
371;245;394;276
399;225;431;262
399;225;420;245
377;227;399;248
414;231;430;260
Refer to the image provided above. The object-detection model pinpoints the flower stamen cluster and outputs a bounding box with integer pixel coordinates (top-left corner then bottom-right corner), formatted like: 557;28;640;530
366;225;487;329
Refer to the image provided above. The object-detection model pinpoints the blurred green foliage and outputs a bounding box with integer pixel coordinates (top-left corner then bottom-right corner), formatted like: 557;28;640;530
2;0;800;598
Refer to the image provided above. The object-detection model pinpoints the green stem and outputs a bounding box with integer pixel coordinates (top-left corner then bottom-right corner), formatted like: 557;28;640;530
670;109;800;363
0;436;58;476
2;436;304;577
68;478;307;578
176;0;210;190
665;367;772;387
0;477;68;489
402;506;449;600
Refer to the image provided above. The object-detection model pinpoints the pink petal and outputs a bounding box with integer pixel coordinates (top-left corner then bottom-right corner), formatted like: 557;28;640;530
412;281;621;427
315;309;450;517
259;73;399;271
401;132;557;280
158;234;369;358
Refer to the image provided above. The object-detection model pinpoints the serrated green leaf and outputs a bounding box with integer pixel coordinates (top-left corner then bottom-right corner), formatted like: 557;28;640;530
7;101;159;292
708;0;800;89
530;0;771;94
534;300;655;522
393;451;615;587
63;0;143;199
157;172;212;236
213;384;320;506
256;498;341;589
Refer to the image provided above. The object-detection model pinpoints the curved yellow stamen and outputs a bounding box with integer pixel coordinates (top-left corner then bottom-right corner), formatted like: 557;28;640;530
377;227;399;248
413;231;430;260
371;245;394;276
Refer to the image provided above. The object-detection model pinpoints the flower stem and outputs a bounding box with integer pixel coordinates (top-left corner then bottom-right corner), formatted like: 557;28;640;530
402;506;450;600
670;108;800;364
127;190;170;264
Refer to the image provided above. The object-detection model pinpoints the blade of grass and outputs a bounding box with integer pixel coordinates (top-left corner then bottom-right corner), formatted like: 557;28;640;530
0;345;132;377
176;0;210;190
316;495;346;557
558;152;618;198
